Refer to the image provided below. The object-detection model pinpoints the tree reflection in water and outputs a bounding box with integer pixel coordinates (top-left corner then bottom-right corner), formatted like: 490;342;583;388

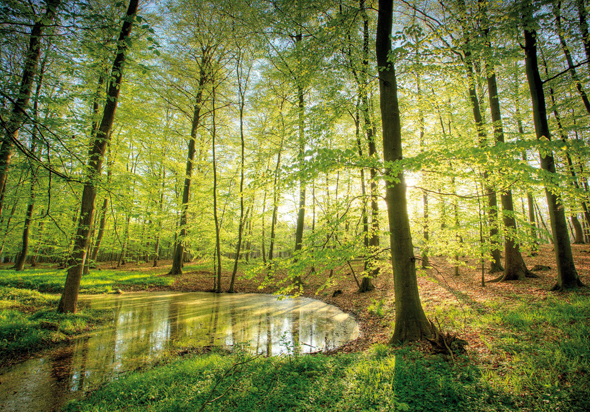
0;291;358;412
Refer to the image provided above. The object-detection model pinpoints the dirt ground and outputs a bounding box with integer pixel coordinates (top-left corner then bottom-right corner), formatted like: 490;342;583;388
99;243;590;355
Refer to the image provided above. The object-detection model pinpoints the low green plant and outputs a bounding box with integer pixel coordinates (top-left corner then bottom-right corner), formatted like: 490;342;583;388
0;286;111;364
367;298;385;317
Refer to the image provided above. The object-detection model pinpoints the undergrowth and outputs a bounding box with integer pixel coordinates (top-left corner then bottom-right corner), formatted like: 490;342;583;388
0;268;174;294
0;286;111;364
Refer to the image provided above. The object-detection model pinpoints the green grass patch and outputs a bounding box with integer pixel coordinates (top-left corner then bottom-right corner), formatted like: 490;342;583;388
65;346;507;412
426;291;590;411
0;267;174;294
0;286;112;364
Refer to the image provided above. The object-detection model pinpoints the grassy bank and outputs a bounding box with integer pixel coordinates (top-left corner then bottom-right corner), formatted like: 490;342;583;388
0;286;112;365
0;267;174;294
64;289;590;412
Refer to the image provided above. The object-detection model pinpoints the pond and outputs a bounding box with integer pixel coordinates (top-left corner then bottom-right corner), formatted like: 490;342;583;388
0;291;359;411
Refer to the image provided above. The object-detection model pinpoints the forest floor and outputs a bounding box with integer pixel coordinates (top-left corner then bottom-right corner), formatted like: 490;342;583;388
62;243;590;411
92;243;590;354
2;244;590;410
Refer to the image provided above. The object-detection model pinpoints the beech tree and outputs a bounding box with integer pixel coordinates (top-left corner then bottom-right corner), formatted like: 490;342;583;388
58;0;139;313
377;0;432;342
521;0;582;290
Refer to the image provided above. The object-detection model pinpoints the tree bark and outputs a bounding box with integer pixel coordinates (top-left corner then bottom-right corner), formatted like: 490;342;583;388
212;85;222;293
377;0;432;343
554;2;590;116
14;55;47;271
57;0;139;313
459;21;503;273
229;51;250;293
522;1;582;290
169;59;209;275
480;6;532;281
0;0;60;219
359;0;378;292
575;0;590;70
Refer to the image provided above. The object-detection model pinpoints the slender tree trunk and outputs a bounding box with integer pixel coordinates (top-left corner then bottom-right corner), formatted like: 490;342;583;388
14;55;47;271
260;183;267;265
169;59;209;275
153;163;165;267
571;215;585;244
229;52;250;293
0;0;60;219
554;2;590;116
576;0;590;71
57;0;139;313
293;27;306;287
481;7;532;281
212;86;222;293
460;24;503;273
268;132;284;265
358;0;378;293
377;0;432;343
522;1;582;290
355;107;372;292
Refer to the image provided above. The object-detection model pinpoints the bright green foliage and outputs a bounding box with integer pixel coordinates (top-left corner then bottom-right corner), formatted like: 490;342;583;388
0;286;111;363
0;268;174;294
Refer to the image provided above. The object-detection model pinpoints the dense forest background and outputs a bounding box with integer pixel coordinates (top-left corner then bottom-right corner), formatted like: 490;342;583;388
1;0;589;294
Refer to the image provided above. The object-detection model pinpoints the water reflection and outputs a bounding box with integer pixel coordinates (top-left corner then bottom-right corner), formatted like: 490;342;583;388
0;292;359;412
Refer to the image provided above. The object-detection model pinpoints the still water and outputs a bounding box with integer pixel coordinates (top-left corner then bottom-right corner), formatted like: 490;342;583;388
0;292;359;411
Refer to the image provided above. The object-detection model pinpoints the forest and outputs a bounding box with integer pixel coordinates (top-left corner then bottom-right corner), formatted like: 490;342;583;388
0;0;589;411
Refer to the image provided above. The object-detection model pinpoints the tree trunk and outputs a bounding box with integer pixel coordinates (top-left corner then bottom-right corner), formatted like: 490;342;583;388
229;52;250;293
14;55;46;271
576;0;590;71
571;215;585;244
212;86;222;293
268;132;284;265
377;0;432;343
0;0;60;219
57;0;139;313
522;1;582;290
481;8;532;281
292;26;306;287
554;2;590;116
460;25;503;273
169;59;209;275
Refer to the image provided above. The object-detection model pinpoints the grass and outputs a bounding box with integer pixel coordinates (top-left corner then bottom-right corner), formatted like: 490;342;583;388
426;292;590;411
0;286;112;364
63;288;590;412
0;267;175;294
64;346;507;412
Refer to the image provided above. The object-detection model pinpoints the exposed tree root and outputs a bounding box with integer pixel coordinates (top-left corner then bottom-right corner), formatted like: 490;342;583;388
426;320;468;362
550;280;586;291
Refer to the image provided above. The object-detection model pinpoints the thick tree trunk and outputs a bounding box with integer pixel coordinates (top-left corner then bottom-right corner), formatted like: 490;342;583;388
0;0;60;219
169;63;208;275
57;0;139;313
377;0;432;343
522;2;582;290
